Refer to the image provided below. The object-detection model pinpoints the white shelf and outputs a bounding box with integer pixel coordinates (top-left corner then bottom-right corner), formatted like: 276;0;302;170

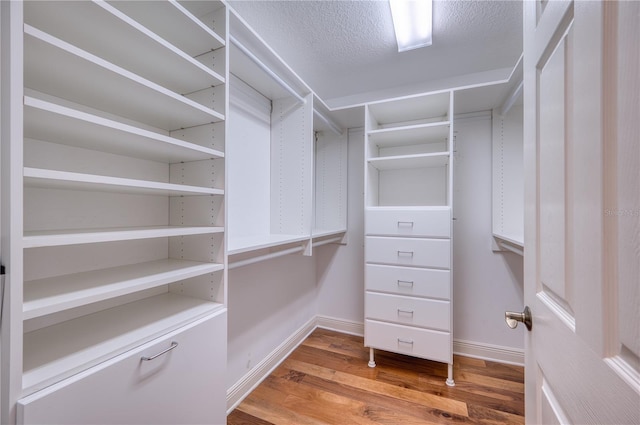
312;228;347;239
109;0;225;57
24;1;224;95
24;168;224;197
23;293;223;392
24;96;224;163
366;205;451;212
24;259;223;320
368;122;450;148
368;92;450;126
368;152;449;171
228;234;310;255
493;233;524;256
24;226;224;249
24;25;224;131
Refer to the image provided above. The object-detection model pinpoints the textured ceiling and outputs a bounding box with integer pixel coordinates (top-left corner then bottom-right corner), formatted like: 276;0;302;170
228;0;523;106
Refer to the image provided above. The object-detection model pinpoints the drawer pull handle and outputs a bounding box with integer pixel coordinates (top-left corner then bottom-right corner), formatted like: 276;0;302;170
397;309;414;316
141;341;178;361
397;251;414;257
397;221;414;227
397;280;414;287
397;338;414;345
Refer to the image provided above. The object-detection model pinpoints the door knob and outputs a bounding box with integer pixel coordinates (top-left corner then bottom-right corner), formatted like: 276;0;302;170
505;306;532;331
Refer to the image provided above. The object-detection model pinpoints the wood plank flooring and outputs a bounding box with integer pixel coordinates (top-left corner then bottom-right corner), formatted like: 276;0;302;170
227;328;524;425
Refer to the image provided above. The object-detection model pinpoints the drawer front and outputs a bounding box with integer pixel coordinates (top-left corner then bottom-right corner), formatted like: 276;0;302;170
365;293;450;331
365;264;450;299
18;309;227;425
365;319;451;364
366;236;450;269
366;208;451;237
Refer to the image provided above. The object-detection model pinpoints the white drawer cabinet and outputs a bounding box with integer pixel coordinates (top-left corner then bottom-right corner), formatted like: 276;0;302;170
365;264;450;299
17;310;227;425
364;92;454;385
366;208;450;238
365;319;451;364
366;236;450;268
365;293;450;331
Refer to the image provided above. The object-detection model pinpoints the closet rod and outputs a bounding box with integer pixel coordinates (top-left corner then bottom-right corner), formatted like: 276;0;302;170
313;109;343;136
230;35;306;105
496;240;524;256
312;235;344;247
228;245;303;269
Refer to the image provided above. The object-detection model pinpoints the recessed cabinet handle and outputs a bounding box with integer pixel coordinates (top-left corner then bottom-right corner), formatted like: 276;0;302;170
397;280;414;287
141;341;178;361
397;338;414;345
397;309;414;316
397;251;414;257
397;221;414;227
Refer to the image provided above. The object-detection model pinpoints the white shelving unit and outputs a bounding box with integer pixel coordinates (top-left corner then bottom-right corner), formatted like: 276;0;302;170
227;10;315;262
364;91;455;386
312;95;348;245
1;2;229;423
492;102;524;255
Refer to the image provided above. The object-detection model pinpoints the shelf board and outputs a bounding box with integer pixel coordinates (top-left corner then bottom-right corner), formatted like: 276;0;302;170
368;122;450;148
24;96;224;163
365;206;451;212
24;25;224;132
24;1;224;95
24;167;224;197
312;228;347;239
228;234;310;255
368;152;449;171
23;293;223;393
23;226;224;249
109;0;225;57
24;259;223;320
368;92;450;125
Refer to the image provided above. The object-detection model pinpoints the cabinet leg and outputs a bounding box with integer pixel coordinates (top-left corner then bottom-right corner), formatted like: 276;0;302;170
446;363;455;386
368;347;376;368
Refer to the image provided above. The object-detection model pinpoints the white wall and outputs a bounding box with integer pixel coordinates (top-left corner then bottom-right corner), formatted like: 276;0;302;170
316;129;364;324
226;254;317;390
452;113;525;350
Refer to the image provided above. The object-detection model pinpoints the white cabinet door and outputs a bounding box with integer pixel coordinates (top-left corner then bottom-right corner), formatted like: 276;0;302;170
17;310;227;425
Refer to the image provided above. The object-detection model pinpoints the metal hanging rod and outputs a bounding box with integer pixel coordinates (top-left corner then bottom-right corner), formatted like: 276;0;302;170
313;109;343;136
228;245;303;269
230;35;306;105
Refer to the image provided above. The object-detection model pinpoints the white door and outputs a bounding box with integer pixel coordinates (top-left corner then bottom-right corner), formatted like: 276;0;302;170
523;1;639;424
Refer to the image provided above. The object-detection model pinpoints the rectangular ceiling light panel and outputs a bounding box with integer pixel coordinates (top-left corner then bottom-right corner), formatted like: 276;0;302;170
389;0;433;52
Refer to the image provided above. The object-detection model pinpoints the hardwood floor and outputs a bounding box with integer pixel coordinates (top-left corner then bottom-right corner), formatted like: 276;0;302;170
227;328;525;425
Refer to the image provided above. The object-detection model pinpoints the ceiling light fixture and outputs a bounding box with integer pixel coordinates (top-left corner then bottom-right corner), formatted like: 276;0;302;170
389;0;432;52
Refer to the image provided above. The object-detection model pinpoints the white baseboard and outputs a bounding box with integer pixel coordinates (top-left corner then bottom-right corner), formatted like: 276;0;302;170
316;315;364;336
453;339;524;366
225;317;317;414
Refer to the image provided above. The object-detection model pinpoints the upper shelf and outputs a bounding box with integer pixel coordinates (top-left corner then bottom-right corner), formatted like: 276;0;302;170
24;25;224;132
368;122;450;148
24;1;224;96
24;168;224;197
109;0;225;57
24;96;224;163
368;92;451;127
